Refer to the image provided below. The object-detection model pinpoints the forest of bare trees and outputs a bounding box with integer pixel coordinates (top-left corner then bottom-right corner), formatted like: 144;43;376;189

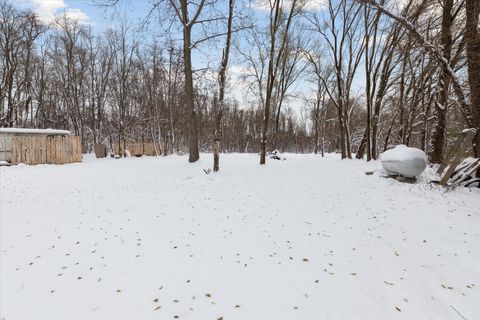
1;0;479;167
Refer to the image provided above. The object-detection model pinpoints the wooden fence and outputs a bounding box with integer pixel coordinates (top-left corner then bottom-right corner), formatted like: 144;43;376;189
11;135;82;165
114;142;162;156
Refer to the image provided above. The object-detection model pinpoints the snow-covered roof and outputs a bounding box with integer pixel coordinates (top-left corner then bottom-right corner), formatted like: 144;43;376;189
0;128;71;135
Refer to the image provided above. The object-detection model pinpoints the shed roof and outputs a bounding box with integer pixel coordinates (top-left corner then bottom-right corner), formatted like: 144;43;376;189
0;128;71;135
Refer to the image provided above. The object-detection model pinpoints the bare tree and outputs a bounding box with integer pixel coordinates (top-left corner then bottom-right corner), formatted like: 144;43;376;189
213;0;234;172
428;0;456;163
308;0;365;159
260;0;302;165
271;31;307;151
0;2;44;127
357;0;475;131
110;24;137;157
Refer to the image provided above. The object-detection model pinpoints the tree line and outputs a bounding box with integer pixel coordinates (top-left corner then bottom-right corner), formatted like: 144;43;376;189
0;0;479;167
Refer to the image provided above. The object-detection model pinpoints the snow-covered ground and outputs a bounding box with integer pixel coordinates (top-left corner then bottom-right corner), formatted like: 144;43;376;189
1;153;479;320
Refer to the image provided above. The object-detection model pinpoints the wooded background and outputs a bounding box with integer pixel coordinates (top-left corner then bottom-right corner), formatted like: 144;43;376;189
0;0;479;165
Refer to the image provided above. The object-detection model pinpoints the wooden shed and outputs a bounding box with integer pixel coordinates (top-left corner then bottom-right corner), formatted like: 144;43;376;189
0;128;82;165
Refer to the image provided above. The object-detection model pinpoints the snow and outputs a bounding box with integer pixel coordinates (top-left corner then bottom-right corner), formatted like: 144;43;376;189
462;128;477;134
1;153;479;320
0;128;71;135
381;145;427;177
380;145;426;162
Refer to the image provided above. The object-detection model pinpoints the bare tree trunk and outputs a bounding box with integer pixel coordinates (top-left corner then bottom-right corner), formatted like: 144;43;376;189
183;24;199;162
213;0;234;172
344;107;352;158
421;94;434;151
314;108;319;154
465;0;480;157
260;1;281;165
383;113;398;152
338;108;346;157
364;4;373;161
371;57;394;159
429;0;453;164
172;0;208;162
356;129;368;159
260;0;297;165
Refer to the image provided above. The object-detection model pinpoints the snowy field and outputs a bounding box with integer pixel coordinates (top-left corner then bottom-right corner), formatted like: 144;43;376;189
1;153;479;320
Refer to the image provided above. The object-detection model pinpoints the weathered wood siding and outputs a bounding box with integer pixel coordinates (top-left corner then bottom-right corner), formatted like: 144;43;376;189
114;142;162;156
11;136;82;165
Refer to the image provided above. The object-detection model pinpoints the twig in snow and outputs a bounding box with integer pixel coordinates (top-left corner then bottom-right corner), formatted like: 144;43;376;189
450;305;469;320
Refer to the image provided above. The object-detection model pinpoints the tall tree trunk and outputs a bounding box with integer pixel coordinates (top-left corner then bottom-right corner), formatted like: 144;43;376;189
260;0;297;165
398;55;407;143
337;74;346;159
356;129;368;159
364;4;372;161
465;0;480;157
260;0;281;165
182;24;199;162
177;0;201;163
338;108;345;157
314;108;319;154
429;0;453;164
344;108;352;158
213;0;234;172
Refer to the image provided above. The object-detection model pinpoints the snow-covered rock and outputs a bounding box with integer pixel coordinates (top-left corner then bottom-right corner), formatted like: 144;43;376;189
380;145;427;178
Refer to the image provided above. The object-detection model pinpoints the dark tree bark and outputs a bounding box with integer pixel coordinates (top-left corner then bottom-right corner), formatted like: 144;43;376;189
181;7;199;162
213;0;234;172
170;0;207;162
465;0;480;157
428;0;453;164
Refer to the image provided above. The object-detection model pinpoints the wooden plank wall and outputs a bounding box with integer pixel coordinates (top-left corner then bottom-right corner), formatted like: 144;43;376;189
11;135;82;165
114;142;162;156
